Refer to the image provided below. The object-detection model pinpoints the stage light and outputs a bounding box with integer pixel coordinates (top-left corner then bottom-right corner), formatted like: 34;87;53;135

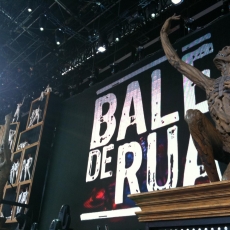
55;29;64;45
171;0;183;5
98;45;106;52
112;24;122;43
97;33;108;53
151;13;156;18
27;0;33;12
39;14;47;31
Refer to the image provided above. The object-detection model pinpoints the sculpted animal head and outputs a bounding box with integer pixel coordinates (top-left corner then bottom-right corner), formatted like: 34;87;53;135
213;46;230;73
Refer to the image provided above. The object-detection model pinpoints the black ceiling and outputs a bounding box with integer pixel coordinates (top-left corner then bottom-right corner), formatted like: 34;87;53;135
0;0;227;122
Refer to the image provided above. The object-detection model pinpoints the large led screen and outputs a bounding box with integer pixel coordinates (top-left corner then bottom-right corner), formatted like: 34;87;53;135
39;15;230;230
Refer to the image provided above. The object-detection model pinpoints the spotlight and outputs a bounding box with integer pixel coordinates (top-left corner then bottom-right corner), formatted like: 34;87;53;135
184;18;195;33
98;45;106;53
27;0;33;12
55;29;64;45
151;13;156;18
97;33;108;53
39;14;47;31
171;0;183;5
113;24;122;43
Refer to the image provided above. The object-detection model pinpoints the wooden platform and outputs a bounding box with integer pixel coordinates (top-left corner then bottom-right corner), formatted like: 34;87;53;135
128;180;230;222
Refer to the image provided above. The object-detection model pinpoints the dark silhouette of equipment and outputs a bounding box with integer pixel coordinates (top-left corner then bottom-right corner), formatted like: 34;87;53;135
58;205;71;230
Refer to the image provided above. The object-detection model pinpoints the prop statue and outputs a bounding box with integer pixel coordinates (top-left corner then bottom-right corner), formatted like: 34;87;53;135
14;159;19;181
45;84;52;93
0;114;12;203
9;159;19;184
17;141;29;150
16;187;29;214
12;97;25;122
160;15;230;182
20;158;26;182
39;91;45;101
39;84;52;101
24;154;33;181
8;129;16;150
9;161;15;184
28;110;35;127
28;106;42;127
16;189;23;214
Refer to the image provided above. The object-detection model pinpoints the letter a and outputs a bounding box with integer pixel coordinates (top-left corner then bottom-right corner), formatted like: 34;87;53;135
117;81;146;141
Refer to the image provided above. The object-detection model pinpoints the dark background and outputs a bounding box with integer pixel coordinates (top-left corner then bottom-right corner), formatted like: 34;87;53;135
38;14;230;230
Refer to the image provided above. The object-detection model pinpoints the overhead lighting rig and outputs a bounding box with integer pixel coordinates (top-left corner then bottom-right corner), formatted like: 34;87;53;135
171;0;183;5
45;11;87;44
59;0;183;76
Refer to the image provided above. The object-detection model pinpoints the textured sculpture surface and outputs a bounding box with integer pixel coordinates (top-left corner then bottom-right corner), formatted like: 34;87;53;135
160;15;230;181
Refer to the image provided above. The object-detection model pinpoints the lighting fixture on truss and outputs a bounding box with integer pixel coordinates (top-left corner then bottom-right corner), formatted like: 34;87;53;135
98;45;106;52
27;0;33;12
55;29;64;45
39;14;47;31
171;0;183;5
97;33;108;53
